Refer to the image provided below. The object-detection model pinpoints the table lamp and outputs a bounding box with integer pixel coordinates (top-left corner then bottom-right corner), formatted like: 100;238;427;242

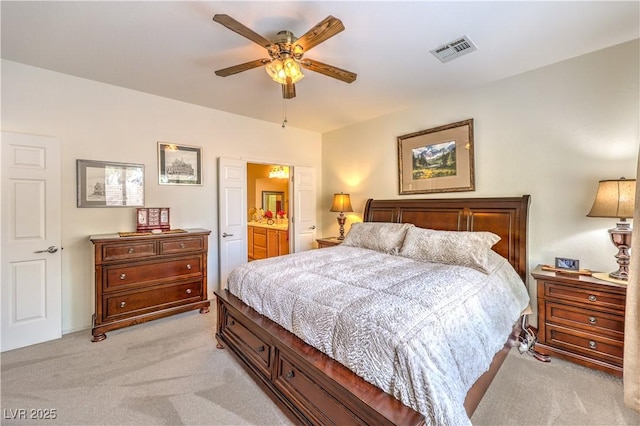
587;177;636;281
330;193;353;240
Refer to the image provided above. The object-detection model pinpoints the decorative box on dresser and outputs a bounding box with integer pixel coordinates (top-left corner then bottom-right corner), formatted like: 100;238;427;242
90;228;211;342
532;265;626;376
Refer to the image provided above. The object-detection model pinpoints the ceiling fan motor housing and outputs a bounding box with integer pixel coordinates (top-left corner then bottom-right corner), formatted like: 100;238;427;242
269;30;304;60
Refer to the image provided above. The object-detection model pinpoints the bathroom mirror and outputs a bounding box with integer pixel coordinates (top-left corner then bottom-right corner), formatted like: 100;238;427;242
262;191;284;213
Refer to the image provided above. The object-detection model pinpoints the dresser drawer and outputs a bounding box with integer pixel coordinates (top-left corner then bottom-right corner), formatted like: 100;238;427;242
546;324;623;366
223;312;271;376
104;281;203;320
274;355;365;425
546;302;624;338
544;282;625;311
104;256;202;291
101;241;157;262
159;236;205;254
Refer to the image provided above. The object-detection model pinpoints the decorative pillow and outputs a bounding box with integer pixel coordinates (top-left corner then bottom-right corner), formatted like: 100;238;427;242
399;227;501;273
341;222;415;254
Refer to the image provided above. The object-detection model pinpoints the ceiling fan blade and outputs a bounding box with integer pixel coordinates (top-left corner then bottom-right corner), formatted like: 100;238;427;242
295;16;345;52
215;58;270;77
300;58;357;83
213;14;272;48
282;78;296;99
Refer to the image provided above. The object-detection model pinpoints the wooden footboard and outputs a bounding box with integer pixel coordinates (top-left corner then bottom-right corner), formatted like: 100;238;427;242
215;289;521;425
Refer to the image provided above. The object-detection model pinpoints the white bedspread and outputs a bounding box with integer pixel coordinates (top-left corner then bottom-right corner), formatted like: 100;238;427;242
227;245;530;425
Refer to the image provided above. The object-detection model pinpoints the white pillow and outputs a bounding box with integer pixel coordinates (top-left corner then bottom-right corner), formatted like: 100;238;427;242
399;227;501;273
341;222;415;254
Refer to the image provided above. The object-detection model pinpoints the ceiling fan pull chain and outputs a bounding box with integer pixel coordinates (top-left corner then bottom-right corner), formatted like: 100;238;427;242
282;98;288;129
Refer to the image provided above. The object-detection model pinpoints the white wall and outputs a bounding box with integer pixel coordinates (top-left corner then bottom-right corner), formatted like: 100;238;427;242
321;40;639;325
1;60;322;333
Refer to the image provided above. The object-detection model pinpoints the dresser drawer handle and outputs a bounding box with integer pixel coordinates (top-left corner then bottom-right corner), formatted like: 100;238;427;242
128;248;135;254
588;341;597;350
256;345;265;352
228;320;235;326
286;371;295;379
119;273;126;280
119;301;126;308
588;295;597;302
180;243;186;249
588;316;597;325
186;264;192;270
186;288;192;294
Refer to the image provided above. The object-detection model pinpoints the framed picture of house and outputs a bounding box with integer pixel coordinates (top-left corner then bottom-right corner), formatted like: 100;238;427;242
158;142;203;185
397;119;475;194
76;159;144;207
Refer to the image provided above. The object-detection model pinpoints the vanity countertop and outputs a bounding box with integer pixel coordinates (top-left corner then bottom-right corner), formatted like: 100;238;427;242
248;222;289;230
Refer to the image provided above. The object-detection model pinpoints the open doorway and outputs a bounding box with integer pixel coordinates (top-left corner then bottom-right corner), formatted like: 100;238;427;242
218;157;316;289
247;163;290;260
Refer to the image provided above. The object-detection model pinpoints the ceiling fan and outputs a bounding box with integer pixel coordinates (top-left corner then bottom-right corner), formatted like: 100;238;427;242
212;14;357;99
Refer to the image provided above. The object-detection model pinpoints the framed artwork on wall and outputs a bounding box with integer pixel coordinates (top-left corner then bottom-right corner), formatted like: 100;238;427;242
397;119;475;194
158;142;202;185
76;159;144;207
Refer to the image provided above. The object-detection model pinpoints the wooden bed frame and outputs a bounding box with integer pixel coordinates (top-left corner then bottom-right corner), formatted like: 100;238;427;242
215;195;530;425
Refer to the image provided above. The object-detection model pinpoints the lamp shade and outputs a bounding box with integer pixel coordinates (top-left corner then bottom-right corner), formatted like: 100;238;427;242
586;178;636;220
330;193;353;213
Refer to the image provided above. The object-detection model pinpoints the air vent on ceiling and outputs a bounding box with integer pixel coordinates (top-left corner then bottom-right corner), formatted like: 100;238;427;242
430;36;477;63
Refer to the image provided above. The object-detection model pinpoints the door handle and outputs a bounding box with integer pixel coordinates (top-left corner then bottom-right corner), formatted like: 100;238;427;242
35;246;59;254
309;225;316;230
222;232;234;238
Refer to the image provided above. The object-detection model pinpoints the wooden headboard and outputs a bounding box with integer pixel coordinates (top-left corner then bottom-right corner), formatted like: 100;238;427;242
363;196;530;281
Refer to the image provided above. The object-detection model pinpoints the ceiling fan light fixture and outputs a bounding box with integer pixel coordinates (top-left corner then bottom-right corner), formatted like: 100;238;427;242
265;58;304;84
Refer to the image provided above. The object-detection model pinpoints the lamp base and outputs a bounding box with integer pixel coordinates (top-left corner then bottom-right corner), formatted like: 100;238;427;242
336;213;346;240
607;221;632;281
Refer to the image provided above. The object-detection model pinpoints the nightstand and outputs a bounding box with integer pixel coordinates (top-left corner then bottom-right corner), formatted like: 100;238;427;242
531;265;626;376
316;237;342;248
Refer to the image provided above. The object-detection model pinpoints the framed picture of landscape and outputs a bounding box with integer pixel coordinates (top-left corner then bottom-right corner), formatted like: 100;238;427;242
397;119;475;194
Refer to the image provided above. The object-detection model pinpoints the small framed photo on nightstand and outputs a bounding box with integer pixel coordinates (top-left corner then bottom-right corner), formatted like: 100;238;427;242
555;257;580;271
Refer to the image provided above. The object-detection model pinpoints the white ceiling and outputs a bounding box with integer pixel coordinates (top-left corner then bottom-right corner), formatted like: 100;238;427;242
2;1;638;133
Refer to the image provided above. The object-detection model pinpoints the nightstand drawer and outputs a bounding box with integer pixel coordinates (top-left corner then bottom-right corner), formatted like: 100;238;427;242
546;302;624;338
544;282;625;311
546;324;623;366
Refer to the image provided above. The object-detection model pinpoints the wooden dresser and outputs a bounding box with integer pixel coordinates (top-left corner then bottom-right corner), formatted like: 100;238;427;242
532;265;626;376
90;228;211;342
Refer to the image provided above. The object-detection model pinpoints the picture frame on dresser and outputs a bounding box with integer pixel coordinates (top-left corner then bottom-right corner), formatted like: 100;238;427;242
555;256;580;270
397;119;475;195
158;142;202;185
76;159;144;207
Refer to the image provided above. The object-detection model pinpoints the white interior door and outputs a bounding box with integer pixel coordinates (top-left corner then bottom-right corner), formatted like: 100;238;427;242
217;157;247;290
1;131;62;352
292;166;317;252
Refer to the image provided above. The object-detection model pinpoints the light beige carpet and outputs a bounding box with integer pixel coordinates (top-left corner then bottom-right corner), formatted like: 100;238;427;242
1;308;638;425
